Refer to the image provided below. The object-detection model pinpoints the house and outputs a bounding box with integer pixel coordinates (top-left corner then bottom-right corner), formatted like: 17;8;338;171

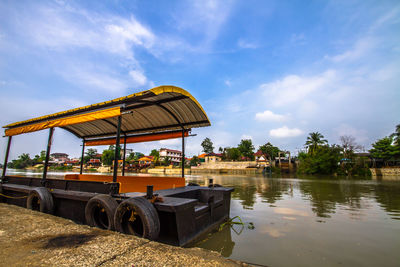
198;153;207;163
159;148;182;165
50;153;69;165
204;153;222;163
88;158;101;167
254;150;267;162
138;156;154;166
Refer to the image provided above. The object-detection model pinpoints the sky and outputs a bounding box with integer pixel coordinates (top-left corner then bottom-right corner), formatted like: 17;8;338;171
0;0;399;161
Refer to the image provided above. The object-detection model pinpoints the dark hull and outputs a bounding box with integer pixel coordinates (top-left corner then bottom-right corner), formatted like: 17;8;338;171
0;176;233;246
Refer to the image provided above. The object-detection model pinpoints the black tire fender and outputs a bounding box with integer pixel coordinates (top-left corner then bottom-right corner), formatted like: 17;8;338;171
114;197;160;240
27;187;54;214
85;194;118;230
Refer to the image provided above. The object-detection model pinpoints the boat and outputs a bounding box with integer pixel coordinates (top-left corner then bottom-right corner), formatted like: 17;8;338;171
0;85;233;246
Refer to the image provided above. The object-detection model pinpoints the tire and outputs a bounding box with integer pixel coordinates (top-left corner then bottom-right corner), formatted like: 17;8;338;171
85;194;118;230
114;197;160;240
27;187;54;214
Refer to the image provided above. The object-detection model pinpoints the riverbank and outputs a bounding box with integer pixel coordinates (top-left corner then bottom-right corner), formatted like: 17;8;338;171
0;203;245;266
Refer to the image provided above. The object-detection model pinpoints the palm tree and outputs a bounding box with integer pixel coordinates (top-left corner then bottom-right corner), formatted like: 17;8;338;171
391;124;400;146
305;132;328;154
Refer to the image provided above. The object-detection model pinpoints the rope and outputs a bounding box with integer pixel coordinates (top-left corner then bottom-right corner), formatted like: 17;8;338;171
0;193;28;199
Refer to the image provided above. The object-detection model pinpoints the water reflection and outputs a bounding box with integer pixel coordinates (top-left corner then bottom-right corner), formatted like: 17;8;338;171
190;174;400;219
196;226;235;257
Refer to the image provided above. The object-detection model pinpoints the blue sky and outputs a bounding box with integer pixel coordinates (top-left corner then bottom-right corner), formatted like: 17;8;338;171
1;0;399;161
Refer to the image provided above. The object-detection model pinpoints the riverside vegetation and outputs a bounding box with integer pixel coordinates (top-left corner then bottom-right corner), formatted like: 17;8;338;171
5;124;400;178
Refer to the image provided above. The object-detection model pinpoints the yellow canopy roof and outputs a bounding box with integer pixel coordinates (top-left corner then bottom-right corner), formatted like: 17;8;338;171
3;85;210;138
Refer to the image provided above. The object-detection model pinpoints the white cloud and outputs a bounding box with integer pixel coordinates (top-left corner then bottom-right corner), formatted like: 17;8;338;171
159;139;180;146
255;110;287;122
129;70;148;86
224;80;232;86
174;0;235;48
238;39;258;49
269;126;303;138
28;6;154;59
260;70;336;107
326;38;376;63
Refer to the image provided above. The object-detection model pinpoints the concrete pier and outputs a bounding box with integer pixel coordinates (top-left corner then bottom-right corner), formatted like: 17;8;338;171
0;203;245;266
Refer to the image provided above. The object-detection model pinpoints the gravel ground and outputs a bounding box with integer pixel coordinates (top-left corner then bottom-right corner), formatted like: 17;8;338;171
0;203;246;267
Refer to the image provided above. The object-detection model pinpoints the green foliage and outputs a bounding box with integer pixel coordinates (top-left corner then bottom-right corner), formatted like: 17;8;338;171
238;139;255;160
134;152;144;160
85;148;97;158
50;165;73;171
226;147;241;161
127;152;135;161
305;132;328;155
190;155;200;166
8;153;33;169
259;142;280;160
162;156;171;166
101;145;115;166
33;150;46;164
298;145;342;175
150;149;159;157
201;137;214;154
369;136;398;164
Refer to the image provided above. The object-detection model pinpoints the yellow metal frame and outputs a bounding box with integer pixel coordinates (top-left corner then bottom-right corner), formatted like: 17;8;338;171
5;107;121;136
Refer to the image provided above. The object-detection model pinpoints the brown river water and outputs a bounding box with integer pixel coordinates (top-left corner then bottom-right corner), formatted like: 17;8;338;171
5;170;400;267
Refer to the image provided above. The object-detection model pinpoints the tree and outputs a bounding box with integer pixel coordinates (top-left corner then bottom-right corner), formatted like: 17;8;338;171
298;145;342;175
226;147;241;161
101;146;115;166
391;124;400;146
150;149;159;157
127;152;135;161
259;142;280;160
85;148;98;159
340;135;363;159
163;156;171;166
369;136;396;165
201;137;214;154
190;155;200;166
238;139;255;160
33;150;46;164
9;153;33;169
305;132;328;155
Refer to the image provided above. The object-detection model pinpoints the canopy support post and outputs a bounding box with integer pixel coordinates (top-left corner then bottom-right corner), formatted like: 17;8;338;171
1;136;12;180
181;129;185;178
80;139;85;174
42;127;54;186
122;135;127;176
113;116;122;183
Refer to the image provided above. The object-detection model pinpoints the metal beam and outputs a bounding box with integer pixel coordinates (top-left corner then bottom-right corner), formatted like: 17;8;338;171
181;129;185;178
80;139;85;174
1;136;12;180
7;95;188;130
113;116;122;183
42;127;54;185
122;135;127;176
82;121;208;139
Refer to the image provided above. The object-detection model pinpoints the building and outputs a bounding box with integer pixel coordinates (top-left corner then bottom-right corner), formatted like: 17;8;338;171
254;150;267;161
204;153;222;163
138;156;154;166
50;153;69;165
159;148;182;165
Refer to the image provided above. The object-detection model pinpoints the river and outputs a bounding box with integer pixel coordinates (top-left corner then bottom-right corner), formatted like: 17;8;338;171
4;170;400;266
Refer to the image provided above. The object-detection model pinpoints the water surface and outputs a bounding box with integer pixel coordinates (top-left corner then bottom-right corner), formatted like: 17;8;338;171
5;170;400;266
187;175;400;267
